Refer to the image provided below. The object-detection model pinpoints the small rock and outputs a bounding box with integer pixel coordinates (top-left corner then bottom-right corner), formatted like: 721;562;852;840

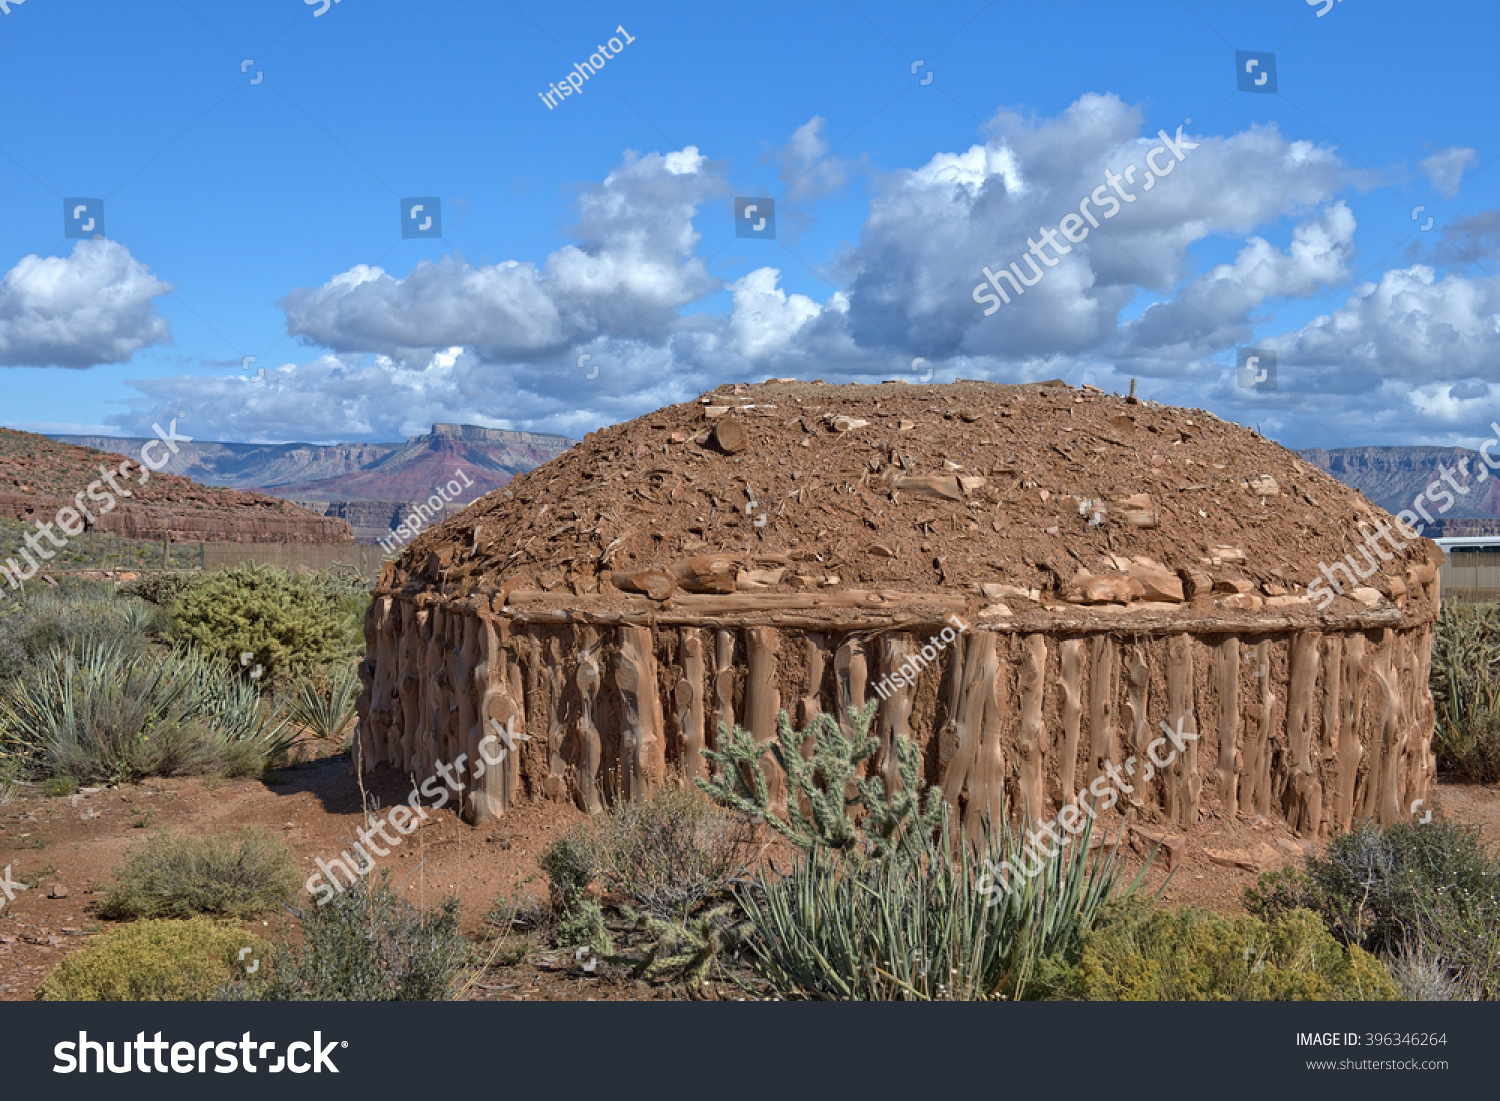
1349;586;1384;607
1213;575;1255;595
897;419;916;431
867;543;898;558
1130;827;1186;871
1248;474;1279;497
830;415;868;433
47;884;69;899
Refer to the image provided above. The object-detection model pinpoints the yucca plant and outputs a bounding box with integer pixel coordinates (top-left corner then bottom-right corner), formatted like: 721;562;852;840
741;811;1133;1000
288;663;361;745
0;641;294;783
700;701;1150;1000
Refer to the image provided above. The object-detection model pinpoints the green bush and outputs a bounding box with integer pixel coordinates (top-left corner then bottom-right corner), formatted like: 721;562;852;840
235;872;468;1001
37;918;266;1001
0;641;294;784
1246;819;1500;1000
170;564;363;683
99;829;300;920
1052;900;1397;1001
702;703;1138;1000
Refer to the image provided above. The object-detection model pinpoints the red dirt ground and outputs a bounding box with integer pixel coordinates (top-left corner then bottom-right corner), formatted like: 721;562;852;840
3;757;1493;1001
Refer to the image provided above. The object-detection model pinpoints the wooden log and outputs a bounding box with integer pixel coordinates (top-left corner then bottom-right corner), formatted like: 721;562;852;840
745;627;785;815
798;633;828;728
505;629;526;802
876;635;913;795
1371;628;1404;825
1087;636;1117;777
1409;626;1436;816
470;616;521;822
892;474;962;501
1284;630;1323;838
1320;636;1343;764
1214;638;1240;813
543;636;568;799
713;628;737;766
615;625;666;800
1339;633;1368;830
396;603;421;774
1243;639;1274;816
456;614;479;811
1016;634;1048;826
1162;633;1199;829
574;625;603;814
834;636;869;743
965;636;1009;840
672;555;739;595
675;628;707;782
711;416;747;453
610;570;676;601
1124;643;1150;809
1054;639;1085;807
940;631;997;811
936;630;965;784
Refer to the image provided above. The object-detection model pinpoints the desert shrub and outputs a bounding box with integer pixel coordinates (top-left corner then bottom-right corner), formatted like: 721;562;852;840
99;829;299;920
1430;602;1500;782
540;832;596;912
0;641;294;784
121;571;199;608
539;787;749;981
0;582;167;681
703;703;1139;1000
1246;819;1500;999
237;872;467;1001
37;918;265;1001
587;786;752;922
1051;900;1397;1001
170;564;362;683
288;663;361;744
554;899;613;956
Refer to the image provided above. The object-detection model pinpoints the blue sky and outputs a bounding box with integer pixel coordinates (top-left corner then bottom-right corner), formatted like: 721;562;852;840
0;0;1495;450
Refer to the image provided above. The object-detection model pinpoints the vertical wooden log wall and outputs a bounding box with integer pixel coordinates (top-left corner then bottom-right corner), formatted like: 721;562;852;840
353;600;1438;839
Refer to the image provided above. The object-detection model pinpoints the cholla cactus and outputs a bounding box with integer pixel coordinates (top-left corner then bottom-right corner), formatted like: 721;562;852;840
697;699;946;859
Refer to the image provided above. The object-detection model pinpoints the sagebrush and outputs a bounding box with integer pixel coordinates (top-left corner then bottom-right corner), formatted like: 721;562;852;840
99;829;300;920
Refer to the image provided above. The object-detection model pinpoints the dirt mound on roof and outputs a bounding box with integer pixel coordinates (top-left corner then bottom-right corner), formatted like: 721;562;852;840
388;380;1439;618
